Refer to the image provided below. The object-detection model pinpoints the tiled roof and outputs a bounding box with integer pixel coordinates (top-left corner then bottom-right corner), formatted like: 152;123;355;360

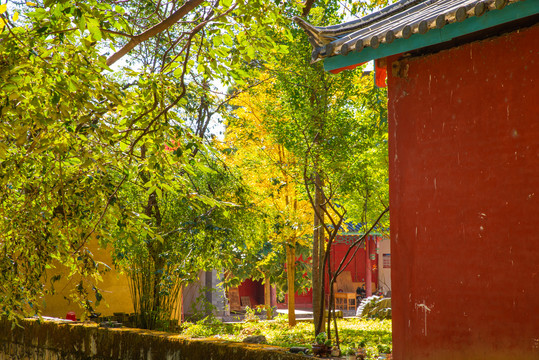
294;0;526;63
344;222;364;233
328;221;388;234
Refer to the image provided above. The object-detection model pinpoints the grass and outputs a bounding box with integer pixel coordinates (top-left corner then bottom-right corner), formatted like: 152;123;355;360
180;314;392;359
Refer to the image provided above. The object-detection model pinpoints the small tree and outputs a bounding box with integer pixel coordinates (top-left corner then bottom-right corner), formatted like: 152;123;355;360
246;3;391;338
224;86;313;326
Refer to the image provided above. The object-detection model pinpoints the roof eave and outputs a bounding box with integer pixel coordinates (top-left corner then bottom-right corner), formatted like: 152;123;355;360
294;0;539;73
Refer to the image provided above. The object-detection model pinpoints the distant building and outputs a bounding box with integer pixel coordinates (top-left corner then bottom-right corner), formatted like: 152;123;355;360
276;231;389;310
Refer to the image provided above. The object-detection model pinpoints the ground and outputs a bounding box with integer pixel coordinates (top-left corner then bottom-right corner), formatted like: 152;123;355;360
181;312;392;359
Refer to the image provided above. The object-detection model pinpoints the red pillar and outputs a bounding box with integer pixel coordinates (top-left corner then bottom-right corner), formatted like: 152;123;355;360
365;236;372;297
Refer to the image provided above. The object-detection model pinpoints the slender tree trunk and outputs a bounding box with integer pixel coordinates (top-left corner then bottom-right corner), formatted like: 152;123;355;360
286;243;297;327
178;285;184;324
279;145;297;327
264;274;272;320
313;172;326;335
366;237;372;297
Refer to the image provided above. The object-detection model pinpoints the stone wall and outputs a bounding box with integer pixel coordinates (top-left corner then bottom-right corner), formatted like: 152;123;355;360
0;318;306;360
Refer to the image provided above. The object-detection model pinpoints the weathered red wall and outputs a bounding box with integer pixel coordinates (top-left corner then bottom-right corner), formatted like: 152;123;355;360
388;24;539;360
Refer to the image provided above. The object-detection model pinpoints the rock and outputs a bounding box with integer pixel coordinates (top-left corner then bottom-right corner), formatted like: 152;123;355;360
331;346;341;357
242;335;267;344
289;347;308;354
99;321;122;328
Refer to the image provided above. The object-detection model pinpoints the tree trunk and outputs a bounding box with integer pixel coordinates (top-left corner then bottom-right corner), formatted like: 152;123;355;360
313;172;326;335
264;274;272;320
286;243;297;327
366;237;372;297
177;285;184;324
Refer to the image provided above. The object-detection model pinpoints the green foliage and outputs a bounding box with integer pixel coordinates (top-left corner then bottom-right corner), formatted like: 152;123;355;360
0;0;293;320
111;140;271;328
186;289;218;322
314;331;329;345
0;0;393;331
179;317;392;359
262;29;389;230
182;315;237;338
377;343;392;354
223;0;390;336
0;0;129;319
243;306;262;323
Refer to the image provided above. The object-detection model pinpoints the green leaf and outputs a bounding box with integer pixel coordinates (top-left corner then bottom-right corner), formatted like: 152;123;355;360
77;15;86;33
222;33;233;47
2;83;17;92
87;18;102;41
119;141;128;152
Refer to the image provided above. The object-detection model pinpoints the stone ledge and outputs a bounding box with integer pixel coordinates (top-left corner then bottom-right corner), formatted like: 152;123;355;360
0;318;307;360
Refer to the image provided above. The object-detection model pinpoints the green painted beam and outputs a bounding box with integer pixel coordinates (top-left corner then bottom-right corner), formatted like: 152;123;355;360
324;0;539;72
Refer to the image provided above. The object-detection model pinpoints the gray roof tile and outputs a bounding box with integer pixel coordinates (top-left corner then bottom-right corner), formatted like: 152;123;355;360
294;0;523;63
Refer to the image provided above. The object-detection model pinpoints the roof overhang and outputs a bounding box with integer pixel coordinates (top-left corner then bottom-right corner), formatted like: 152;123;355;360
294;0;539;74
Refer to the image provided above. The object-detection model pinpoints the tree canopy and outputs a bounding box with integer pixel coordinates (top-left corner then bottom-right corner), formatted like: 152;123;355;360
0;0;390;328
0;0;292;320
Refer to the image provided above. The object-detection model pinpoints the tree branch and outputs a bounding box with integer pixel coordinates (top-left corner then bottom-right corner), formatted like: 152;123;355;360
107;0;205;66
302;0;316;17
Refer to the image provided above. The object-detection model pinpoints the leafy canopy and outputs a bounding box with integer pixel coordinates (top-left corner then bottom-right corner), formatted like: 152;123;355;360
0;0;293;319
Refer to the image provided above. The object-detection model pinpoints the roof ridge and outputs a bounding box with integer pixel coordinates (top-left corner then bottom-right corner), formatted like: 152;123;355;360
305;0;430;36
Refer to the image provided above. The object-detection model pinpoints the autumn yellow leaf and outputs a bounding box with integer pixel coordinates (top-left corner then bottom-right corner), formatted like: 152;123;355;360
13;11;19;21
26;2;36;6
0;4;7;14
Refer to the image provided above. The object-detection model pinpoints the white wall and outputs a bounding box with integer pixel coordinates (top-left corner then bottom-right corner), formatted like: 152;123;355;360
377;237;391;296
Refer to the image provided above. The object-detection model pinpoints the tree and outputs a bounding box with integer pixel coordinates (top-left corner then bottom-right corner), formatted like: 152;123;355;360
0;0;291;320
235;3;391;337
111;136;267;328
224;80;313;325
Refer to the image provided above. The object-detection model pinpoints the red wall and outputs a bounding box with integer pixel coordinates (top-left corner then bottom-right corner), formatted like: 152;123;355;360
237;278;264;307
285;287;313;306
388;25;539;360
282;236;380;308
328;236;378;290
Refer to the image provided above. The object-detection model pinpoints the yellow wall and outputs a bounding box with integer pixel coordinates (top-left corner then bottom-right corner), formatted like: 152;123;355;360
41;241;133;319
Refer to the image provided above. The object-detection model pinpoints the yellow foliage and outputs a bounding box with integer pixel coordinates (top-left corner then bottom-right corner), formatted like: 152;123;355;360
222;76;312;248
